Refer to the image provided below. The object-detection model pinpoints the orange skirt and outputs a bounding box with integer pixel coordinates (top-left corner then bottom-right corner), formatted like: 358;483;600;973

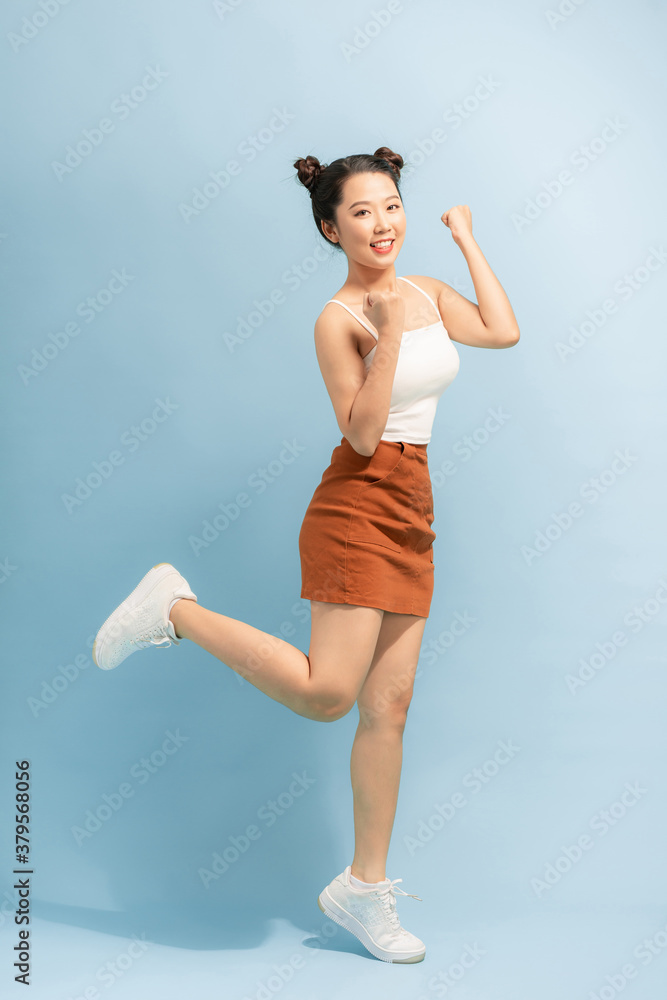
298;436;436;617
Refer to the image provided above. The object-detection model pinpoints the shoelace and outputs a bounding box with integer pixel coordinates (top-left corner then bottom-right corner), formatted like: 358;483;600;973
375;878;422;932
130;627;180;651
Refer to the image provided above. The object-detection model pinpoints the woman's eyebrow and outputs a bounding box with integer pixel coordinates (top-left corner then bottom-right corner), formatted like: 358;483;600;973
347;195;400;210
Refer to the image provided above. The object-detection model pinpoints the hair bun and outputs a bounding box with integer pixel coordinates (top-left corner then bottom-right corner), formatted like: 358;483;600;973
294;155;324;194
373;146;404;179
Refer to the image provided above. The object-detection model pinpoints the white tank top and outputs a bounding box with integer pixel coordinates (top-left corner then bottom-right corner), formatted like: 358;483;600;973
324;276;460;444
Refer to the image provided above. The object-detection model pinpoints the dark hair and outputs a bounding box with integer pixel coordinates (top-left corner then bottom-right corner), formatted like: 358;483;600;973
293;147;404;251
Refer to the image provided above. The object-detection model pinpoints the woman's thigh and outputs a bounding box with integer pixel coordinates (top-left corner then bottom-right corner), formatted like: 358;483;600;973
356;611;427;726
307;599;385;713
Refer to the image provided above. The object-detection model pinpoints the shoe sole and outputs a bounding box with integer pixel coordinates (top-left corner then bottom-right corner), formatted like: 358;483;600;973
317;891;425;964
93;562;177;670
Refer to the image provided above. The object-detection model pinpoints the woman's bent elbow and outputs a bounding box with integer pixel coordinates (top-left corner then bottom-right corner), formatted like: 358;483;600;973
347;434;378;457
341;425;376;457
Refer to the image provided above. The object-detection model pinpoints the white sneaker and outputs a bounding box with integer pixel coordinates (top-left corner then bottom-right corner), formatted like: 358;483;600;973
93;562;197;671
317;865;426;963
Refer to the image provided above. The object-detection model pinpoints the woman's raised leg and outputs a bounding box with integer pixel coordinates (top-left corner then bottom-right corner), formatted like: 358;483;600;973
169;598;384;723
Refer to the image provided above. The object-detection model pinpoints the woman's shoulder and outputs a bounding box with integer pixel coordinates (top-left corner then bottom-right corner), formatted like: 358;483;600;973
321;283;355;307
399;274;448;299
315;285;360;330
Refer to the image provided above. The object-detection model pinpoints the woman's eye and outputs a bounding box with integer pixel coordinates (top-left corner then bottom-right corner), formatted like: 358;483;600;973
355;204;400;216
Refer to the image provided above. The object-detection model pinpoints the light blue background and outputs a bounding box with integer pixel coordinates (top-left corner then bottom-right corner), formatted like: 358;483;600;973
1;1;666;997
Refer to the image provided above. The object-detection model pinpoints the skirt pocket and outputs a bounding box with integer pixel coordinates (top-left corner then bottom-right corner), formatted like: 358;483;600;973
360;440;405;488
347;442;410;553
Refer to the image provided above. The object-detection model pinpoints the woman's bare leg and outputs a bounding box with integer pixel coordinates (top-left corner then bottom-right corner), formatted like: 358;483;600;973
169;598;384;723
349;611;426;883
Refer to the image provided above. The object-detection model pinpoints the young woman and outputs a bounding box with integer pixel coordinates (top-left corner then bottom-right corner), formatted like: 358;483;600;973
92;147;520;965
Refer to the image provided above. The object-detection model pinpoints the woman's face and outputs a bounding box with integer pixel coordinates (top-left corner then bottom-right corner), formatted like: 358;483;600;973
323;171;405;267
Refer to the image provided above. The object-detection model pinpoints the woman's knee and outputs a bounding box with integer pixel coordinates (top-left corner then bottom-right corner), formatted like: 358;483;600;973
309;685;358;722
358;691;413;730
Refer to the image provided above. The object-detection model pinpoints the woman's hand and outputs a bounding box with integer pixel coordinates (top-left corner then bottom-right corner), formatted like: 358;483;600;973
441;204;473;245
362;287;405;335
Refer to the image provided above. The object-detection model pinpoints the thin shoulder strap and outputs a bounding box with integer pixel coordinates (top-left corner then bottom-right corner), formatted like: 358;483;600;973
397;276;440;319
324;299;377;339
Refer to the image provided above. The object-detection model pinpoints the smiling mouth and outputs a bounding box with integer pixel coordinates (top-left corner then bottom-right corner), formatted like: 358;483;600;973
370;239;394;248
